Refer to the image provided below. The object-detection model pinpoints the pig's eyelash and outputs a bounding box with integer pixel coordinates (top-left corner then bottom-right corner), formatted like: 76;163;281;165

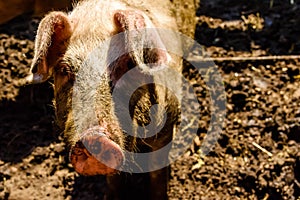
55;63;72;76
61;66;71;76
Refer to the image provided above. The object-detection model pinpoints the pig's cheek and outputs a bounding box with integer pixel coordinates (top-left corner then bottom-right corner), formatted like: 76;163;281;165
54;74;71;93
70;135;124;175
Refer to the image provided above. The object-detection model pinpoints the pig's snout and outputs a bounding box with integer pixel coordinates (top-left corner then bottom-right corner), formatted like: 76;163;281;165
70;126;124;175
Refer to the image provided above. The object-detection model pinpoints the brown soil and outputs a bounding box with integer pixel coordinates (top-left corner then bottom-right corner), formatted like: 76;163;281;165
0;0;300;199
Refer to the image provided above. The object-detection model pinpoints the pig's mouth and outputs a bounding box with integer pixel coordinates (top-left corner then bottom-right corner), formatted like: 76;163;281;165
70;127;124;175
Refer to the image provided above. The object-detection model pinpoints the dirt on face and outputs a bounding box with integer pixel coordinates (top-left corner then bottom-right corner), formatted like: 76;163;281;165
0;0;299;199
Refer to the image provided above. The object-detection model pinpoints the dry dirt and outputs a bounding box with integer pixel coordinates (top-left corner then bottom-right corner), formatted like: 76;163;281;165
0;0;300;199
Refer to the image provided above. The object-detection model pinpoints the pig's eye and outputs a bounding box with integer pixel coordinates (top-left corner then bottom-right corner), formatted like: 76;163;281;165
56;64;72;77
60;66;70;75
54;63;74;91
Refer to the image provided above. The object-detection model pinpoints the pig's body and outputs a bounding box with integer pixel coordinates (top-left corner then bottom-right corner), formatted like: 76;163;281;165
30;0;196;199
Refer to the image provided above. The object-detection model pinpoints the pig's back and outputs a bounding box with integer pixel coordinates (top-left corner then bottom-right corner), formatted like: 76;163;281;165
69;0;177;40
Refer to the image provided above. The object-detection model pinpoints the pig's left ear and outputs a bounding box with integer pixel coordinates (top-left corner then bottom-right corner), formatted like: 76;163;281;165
30;11;72;83
113;10;170;71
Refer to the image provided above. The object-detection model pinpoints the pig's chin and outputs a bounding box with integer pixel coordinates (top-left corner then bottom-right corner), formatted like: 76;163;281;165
69;127;124;176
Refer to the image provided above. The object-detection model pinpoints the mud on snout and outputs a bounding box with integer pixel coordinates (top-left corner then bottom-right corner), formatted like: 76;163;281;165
69;126;125;175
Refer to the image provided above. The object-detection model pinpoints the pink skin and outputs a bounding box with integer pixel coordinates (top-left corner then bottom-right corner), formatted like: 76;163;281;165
70;126;124;175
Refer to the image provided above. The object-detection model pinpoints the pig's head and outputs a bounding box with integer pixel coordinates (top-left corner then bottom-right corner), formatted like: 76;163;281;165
30;10;171;175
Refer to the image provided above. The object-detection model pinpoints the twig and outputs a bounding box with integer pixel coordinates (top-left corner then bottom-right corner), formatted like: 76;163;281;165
7;133;22;147
263;193;269;200
189;55;300;62
294;179;300;188
252;141;273;157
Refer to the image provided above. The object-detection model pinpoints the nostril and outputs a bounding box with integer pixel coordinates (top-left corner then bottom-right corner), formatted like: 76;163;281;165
102;150;112;162
88;140;102;154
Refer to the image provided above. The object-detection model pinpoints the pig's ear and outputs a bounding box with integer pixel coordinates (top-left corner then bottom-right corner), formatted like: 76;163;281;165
30;11;72;83
113;10;170;71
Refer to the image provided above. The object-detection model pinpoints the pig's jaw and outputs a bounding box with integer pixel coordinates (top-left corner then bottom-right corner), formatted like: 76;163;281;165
69;127;124;175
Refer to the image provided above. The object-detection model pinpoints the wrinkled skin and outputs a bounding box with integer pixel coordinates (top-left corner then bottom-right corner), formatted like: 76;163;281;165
30;0;198;199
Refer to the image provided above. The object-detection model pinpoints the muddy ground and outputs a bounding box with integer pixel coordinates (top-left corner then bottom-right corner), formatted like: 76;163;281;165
0;0;300;199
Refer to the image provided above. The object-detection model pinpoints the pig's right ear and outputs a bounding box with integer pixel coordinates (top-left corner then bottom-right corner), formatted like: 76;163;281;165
30;11;72;83
113;10;171;70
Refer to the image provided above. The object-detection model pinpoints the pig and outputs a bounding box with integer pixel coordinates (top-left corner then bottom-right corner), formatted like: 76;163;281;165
30;0;198;199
